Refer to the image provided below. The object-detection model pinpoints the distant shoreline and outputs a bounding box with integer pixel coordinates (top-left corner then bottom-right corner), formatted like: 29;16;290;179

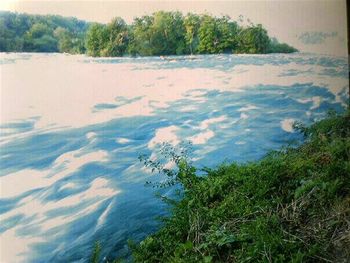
0;11;298;57
0;51;300;57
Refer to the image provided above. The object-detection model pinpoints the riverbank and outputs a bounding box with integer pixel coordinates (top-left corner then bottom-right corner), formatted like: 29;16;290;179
129;111;350;262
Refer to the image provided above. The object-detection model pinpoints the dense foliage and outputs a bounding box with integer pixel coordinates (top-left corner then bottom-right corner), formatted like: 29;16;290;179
0;11;88;53
87;12;297;57
86;18;129;57
130;111;350;262
1;11;297;56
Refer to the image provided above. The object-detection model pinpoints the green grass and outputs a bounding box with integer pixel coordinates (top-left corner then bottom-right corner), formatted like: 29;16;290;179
129;111;350;262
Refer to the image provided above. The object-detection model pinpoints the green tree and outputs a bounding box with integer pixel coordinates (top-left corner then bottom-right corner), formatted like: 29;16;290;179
24;23;58;52
26;22;51;39
0;11;89;53
216;16;239;53
0;11;298;55
128;11;186;56
128;15;154;56
184;13;201;54
102;17;128;56
54;27;73;52
150;11;186;55
197;14;220;54
237;24;270;54
268;37;298;53
198;15;239;54
85;23;108;57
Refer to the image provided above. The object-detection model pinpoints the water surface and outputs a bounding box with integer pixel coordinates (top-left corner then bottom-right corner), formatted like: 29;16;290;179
0;53;348;262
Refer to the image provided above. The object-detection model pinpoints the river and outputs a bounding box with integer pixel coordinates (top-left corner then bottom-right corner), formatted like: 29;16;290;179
0;52;348;262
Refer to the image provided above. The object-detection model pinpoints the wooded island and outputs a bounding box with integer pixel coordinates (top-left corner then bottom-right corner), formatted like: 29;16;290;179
0;11;297;57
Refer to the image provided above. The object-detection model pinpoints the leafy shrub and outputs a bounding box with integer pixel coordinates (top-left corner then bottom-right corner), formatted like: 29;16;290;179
131;110;350;262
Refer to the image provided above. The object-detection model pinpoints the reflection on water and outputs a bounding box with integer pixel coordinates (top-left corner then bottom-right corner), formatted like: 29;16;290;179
0;53;348;262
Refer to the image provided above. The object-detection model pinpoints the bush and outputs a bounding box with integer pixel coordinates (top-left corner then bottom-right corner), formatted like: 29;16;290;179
131;110;350;262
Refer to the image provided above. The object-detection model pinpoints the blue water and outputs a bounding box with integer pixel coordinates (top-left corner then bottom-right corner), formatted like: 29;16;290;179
0;53;348;262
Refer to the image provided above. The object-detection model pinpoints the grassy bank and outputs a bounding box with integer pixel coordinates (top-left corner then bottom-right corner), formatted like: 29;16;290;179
129;111;350;262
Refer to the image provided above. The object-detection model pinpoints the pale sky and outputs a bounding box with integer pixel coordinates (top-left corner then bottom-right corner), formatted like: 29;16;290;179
0;0;348;56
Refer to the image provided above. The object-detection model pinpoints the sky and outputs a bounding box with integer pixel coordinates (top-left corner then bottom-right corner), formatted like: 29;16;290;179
0;0;348;56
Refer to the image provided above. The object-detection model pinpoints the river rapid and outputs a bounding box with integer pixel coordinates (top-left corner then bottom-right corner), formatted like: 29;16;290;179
0;53;348;262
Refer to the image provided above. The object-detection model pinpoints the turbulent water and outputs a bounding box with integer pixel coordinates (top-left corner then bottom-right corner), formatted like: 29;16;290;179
0;52;348;262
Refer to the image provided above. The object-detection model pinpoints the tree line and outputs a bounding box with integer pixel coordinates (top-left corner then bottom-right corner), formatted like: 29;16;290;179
0;11;298;56
0;11;88;53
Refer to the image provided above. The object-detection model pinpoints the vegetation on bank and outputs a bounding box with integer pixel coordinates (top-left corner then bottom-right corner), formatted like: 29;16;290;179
127;111;350;262
0;11;297;56
85;12;297;57
0;11;88;53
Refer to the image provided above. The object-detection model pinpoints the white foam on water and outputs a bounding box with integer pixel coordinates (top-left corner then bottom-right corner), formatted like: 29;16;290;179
0;134;108;198
116;138;131;144
148;125;180;149
163;160;176;170
96;199;115;228
0;127;19;134
1;53;347;139
296;98;313;104
178;104;198;112
86;132;97;140
186;115;228;145
199;116;227;130
229;61;348;106
281;118;296;133
240;113;249;119
1;174;116;225
0;227;44;263
189;130;215;145
59;182;77;191
310;96;322;110
296;96;322;110
187;89;208;97
0;169;47;199
238;105;259;112
1;54;237;134
0;177;120;262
